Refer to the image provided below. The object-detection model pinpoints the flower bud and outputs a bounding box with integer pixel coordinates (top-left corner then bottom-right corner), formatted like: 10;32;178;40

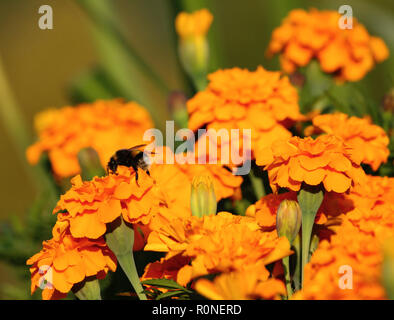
78;147;105;180
175;9;213;90
276;200;302;244
190;174;217;218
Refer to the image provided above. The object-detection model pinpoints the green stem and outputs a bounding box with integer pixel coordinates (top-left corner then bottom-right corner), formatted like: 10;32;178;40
78;147;106;181
282;256;293;299
297;185;324;287
117;253;147;300
234;199;250;216
192;74;208;91
105;217;147;300
74;278;102;300
301;214;314;286
292;233;302;291
249;170;265;200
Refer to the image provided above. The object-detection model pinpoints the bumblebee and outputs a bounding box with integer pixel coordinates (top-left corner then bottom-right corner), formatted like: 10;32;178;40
107;144;152;181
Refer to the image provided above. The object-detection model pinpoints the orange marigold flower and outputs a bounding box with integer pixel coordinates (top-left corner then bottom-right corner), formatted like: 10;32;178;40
256;134;366;193
175;9;213;39
308;113;390;171
26;99;153;178
195;269;286;300
318;175;394;234
26;220;116;300
268;8;389;81
145;212;292;286
187;67;304;156
54;163;191;240
293;218;394;300
345;175;394;211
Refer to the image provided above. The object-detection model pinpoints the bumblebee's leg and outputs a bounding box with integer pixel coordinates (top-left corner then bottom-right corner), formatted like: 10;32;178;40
132;164;140;186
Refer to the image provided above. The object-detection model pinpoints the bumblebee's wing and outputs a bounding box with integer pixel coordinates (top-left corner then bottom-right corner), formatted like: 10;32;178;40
128;144;156;155
128;144;147;151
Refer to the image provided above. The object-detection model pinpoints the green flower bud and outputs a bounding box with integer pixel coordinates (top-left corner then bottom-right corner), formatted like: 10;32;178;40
178;36;209;74
276;200;302;244
190;175;217;218
78;147;105;181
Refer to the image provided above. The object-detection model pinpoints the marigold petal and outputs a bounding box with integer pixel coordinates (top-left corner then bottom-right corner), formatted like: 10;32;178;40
323;171;351;193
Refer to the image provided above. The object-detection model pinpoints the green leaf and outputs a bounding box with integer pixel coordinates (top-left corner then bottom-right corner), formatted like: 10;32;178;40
141;278;191;292
156;290;185;300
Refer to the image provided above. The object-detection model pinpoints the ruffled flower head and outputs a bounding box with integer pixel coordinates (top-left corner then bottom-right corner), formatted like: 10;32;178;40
26;99;153;178
293;218;394;300
187;67;304;157
256;134;366;193
26;220;116;300
307;113;390;171
144;212;292;286
54;162;191;240
268;8;389;81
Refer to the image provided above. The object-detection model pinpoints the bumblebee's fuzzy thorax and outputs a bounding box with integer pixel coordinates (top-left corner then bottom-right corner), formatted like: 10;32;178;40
106;145;151;180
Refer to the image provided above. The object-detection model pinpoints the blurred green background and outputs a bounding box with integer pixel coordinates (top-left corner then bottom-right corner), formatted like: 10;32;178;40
0;0;393;298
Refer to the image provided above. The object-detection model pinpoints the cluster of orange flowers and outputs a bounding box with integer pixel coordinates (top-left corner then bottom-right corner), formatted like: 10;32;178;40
26;148;242;299
268;8;389;81
25;7;392;301
187;66;304;161
294;208;394;300
143;212;291;299
26;99;154;178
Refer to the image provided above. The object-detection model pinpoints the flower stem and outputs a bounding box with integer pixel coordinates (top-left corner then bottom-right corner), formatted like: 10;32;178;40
105;217;147;300
74;278;102;300
249;170;265;200
297;185;324;287
282;256;293;299
116;252;147;300
192;74;208;91
292;233;302;291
